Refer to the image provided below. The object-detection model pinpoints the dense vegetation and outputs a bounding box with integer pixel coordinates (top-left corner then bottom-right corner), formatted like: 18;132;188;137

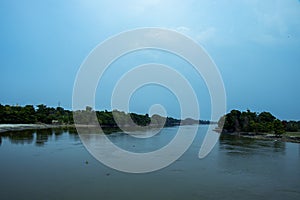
218;110;300;135
0;104;206;127
0;104;73;124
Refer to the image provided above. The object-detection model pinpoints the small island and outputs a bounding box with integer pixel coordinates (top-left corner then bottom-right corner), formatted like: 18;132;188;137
217;109;300;143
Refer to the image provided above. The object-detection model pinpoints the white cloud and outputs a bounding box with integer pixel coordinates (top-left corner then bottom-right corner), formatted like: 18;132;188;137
195;27;217;43
176;26;190;34
175;26;217;44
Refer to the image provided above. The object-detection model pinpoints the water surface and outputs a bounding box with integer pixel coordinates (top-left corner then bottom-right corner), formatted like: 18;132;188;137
0;125;299;200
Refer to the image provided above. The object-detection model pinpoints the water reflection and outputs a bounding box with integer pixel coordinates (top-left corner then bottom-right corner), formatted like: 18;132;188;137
3;130;35;145
0;126;299;200
53;128;64;136
35;129;50;146
273;141;286;153
219;134;286;155
53;129;64;141
0;128;80;146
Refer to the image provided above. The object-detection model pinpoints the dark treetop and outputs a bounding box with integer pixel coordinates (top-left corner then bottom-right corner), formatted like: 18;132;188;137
218;109;300;135
0;104;211;128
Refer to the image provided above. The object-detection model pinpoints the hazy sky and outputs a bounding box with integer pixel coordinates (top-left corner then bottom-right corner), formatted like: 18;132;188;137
1;0;300;120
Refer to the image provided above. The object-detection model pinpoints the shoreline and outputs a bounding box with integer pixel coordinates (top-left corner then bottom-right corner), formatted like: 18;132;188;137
222;132;300;144
2;124;300;144
0;123;198;134
0;124;164;134
0;124;75;133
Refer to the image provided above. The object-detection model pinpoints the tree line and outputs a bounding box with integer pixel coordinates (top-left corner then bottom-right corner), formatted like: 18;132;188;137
218;109;300;135
0;104;208;127
0;104;73;124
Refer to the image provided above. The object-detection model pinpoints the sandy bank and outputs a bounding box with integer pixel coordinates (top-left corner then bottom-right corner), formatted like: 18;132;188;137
0;124;73;133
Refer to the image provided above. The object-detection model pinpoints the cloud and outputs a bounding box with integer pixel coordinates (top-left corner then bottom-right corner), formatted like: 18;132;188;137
173;1;300;46
175;26;217;44
195;27;217;43
176;26;190;34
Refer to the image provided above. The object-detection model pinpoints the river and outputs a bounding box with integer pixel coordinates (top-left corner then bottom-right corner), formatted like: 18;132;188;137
0;125;299;200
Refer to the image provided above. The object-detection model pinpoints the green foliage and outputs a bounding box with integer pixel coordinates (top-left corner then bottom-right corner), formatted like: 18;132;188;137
85;106;93;112
273;119;285;135
0;104;72;124
218;109;290;134
165;117;181;127
150;114;166;125
129;113;151;126
283;120;300;132
258;112;276;123
0;104;202;129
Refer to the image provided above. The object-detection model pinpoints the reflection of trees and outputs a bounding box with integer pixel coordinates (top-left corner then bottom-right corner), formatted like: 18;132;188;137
67;129;80;141
273;141;286;153
0;128;81;147
53;128;64;141
53;128;64;136
219;134;255;148
68;127;78;135
35;129;52;146
219;134;286;154
6;130;35;145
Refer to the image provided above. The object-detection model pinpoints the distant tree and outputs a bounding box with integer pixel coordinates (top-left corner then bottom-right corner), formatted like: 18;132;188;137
112;110;129;127
36;104;48;123
273;119;285;136
165;117;180;127
21;105;36;123
130;113;151;126
218;109;285;134
151;114;166;126
86;106;93;112
239;110;257;132
218;116;225;129
258;112;276;123
222;110;241;132
285;121;300;132
0;104;4;123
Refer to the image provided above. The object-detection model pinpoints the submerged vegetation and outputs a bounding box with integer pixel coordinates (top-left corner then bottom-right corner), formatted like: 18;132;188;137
218;109;300;135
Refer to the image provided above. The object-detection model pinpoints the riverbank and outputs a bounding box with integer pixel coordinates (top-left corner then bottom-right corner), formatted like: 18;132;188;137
0;123;201;134
0;124;74;133
0;124;176;134
222;131;300;144
0;124;162;134
3;124;300;144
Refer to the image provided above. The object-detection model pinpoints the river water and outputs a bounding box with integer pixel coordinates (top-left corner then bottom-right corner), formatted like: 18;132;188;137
0;125;299;200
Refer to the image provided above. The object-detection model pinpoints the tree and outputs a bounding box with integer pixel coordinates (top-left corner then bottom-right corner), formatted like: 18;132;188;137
285;121;300;132
222;110;241;132
258;112;276;123
36;104;48;123
273;119;285;136
218;109;285;134
21;105;36;123
86;106;93;112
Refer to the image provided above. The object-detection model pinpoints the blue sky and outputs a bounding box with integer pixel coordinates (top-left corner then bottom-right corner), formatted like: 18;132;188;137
0;0;300;120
